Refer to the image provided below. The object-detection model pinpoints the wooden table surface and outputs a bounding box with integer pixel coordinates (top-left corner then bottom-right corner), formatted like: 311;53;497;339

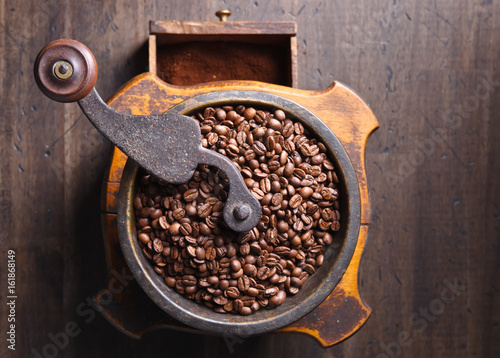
1;0;499;357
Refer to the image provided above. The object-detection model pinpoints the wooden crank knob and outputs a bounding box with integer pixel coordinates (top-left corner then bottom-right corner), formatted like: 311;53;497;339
34;39;97;103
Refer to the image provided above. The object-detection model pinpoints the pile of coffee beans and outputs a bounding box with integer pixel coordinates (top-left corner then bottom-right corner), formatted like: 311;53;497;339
134;104;341;315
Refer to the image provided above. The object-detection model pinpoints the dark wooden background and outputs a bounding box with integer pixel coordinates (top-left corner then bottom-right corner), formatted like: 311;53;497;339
1;0;499;357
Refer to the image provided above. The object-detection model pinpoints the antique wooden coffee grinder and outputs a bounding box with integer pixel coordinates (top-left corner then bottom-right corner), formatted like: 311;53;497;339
34;11;378;345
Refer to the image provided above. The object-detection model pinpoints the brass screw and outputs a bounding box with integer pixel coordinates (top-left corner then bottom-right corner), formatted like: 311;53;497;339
215;9;231;22
53;60;73;80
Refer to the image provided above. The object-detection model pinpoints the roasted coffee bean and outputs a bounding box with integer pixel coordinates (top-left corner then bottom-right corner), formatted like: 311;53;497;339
233;299;244;313
223;300;233;312
180;222;192;236
195;247;206;260
283;161;295;177
268;118;282;130
301;264;314;276
291;267;303;277
219;279;229;290
197;203;212;218
216;245;227;257
172;208;185;220
295;249;306;261
264;287;279;297
257;266;270;280
281;122;294;138
289;194;302;208
239;306;252;315
253;141;267;156
274;109;286;121
266;136;276;152
323;159;334;170
240;295;255;307
288;286;299;295
213;295;228;305
277;220;289;233
138;233;151;245
291;277;303;288
186;245;197;258
271;180;281;193
266;228;278;245
247;287;259;297
274;246;291;256
227;144;240;156
244;107;256;120
151;208;163;220
200;181;213;194
260;177;271;193
226;243;237;257
237;275;251;292
182;275;197;286
318;219;331;230
271;193;283;206
231;258;242;272
226;287;240;299
232;268;244;279
220;257;231;267
214;124;229;135
239;243;251;256
158;216;169;230
203;107;215;118
251;188;265;200
170;246;179;260
165;276;176;288
214;108;227;121
243;263;257;276
205;246;217;261
269;290;286;307
183;188;199;202
153;238;163;253
269;273;280;284
292;219;303;232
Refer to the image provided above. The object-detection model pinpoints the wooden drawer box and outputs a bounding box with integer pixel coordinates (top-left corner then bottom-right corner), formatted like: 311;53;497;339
149;20;297;87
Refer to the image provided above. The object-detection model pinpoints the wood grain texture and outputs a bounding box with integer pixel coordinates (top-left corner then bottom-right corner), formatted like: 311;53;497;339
0;0;499;357
150;20;297;35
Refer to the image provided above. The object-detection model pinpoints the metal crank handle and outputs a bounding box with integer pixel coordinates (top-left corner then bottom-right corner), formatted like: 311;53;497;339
33;39;261;232
197;148;261;232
